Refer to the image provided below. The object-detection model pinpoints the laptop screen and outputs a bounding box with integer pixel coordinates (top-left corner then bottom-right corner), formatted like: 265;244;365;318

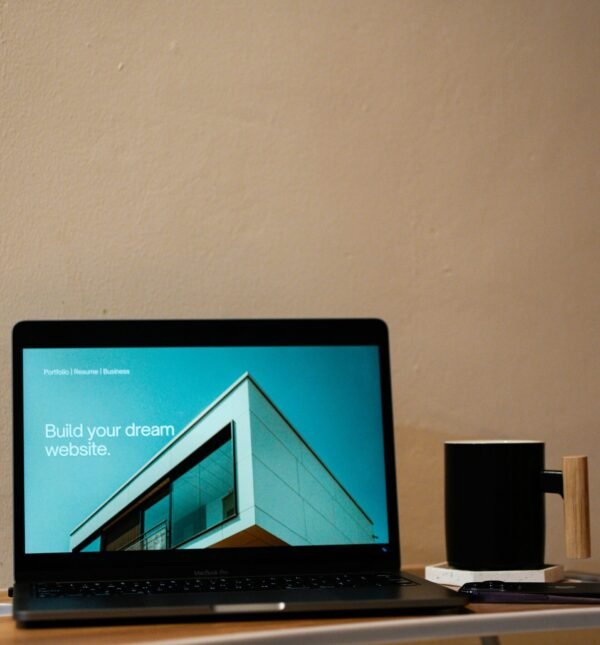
21;341;390;556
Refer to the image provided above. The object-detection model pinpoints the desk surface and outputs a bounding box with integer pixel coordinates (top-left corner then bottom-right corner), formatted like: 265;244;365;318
2;589;600;644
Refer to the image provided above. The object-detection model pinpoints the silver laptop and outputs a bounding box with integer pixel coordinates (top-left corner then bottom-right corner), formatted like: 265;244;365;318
11;319;465;624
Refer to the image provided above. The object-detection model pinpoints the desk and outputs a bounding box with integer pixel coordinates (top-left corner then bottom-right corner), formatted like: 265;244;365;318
2;589;600;644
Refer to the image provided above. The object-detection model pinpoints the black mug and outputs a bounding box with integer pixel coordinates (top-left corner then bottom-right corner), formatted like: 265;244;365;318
445;440;591;571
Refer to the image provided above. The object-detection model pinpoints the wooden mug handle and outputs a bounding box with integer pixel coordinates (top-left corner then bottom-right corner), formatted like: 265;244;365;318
563;456;591;559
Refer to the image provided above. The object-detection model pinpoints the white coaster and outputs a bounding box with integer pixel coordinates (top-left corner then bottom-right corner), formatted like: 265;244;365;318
425;561;565;587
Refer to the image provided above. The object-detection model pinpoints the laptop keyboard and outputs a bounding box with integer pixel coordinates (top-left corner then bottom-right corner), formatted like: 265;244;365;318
36;573;416;598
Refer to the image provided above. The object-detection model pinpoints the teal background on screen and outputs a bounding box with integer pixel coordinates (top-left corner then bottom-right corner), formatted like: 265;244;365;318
23;345;388;552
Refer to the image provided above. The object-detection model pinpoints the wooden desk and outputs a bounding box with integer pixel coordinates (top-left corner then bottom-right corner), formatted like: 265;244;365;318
2;589;600;644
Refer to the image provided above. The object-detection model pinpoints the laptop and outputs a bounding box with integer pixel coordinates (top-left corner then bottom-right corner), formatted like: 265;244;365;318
11;318;465;624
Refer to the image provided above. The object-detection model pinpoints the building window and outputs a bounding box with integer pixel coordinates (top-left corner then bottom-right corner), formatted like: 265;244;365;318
80;536;101;552
75;424;236;552
171;431;235;547
104;512;141;551
132;491;170;550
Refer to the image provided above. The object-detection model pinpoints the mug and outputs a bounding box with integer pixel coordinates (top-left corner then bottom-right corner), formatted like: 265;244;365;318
445;440;591;571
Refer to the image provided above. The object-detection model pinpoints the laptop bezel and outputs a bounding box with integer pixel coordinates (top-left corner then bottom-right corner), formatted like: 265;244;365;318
13;318;401;582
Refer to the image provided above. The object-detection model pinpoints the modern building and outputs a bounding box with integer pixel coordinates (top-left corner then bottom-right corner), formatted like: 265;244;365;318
70;373;375;552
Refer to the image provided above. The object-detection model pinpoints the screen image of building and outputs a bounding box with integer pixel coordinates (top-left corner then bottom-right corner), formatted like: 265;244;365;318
70;373;376;552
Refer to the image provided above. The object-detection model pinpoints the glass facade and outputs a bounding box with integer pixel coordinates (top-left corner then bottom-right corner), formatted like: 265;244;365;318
80;536;101;552
74;424;236;552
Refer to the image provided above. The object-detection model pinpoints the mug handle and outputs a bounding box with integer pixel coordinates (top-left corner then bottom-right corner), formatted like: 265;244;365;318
563;456;591;559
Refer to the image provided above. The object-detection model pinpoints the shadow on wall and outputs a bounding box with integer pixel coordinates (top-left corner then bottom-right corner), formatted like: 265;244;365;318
395;424;450;565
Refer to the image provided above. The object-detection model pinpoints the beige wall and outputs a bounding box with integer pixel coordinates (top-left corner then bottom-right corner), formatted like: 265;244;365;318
1;0;599;590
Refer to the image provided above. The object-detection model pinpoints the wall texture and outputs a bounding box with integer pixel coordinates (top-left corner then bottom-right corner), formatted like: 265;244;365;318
1;0;599;589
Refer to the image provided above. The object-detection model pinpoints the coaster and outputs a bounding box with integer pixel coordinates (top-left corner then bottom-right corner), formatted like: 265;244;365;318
425;562;565;587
